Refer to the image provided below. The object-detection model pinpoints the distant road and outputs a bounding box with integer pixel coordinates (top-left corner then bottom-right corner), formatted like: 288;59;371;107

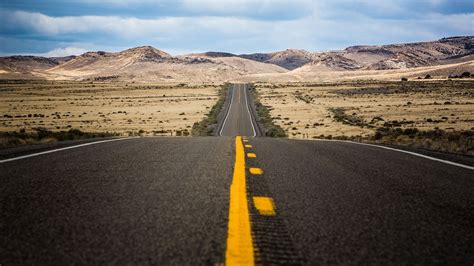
1;84;473;264
218;83;259;137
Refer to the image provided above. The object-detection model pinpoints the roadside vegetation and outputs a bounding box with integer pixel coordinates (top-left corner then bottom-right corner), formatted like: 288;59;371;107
0;128;118;149
191;84;228;136
249;85;287;137
316;127;474;156
255;80;473;155
323;108;473;155
328;107;374;129
371;127;474;156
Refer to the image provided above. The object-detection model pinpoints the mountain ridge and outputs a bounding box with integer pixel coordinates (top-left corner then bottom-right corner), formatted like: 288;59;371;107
1;36;473;82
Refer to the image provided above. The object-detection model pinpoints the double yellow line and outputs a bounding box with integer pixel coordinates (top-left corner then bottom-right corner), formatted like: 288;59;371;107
225;136;254;265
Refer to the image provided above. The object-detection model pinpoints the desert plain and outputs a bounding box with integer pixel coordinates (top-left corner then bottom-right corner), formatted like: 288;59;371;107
256;80;474;138
0;80;219;137
1;37;473;154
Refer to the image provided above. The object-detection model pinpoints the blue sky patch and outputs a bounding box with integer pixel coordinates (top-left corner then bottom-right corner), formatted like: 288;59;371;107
1;0;473;56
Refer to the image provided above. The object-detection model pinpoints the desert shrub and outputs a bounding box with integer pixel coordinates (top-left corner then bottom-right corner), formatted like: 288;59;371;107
461;72;471;78
371;127;474;155
0;128;118;148
191;84;227;136
329;107;371;128
250;85;287;138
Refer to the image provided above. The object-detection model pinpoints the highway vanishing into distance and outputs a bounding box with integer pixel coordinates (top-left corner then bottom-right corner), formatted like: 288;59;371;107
219;84;259;137
1;84;473;265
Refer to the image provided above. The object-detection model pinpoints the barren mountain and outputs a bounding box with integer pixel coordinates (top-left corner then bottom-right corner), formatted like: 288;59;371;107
44;46;287;82
0;36;472;82
240;49;314;70
0;55;77;79
238;36;474;72
0;56;59;73
300;36;474;72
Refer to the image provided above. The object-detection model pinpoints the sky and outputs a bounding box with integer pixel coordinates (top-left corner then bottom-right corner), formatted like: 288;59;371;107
0;0;473;56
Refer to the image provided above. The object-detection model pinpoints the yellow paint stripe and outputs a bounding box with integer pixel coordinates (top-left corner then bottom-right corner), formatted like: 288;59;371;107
225;136;254;265
249;167;263;175
245;144;253;148
253;197;276;216
247;153;256;158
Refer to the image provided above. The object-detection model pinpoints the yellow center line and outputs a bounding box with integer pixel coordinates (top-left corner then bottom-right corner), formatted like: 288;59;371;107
253;197;276;216
249;167;263;175
225;136;254;265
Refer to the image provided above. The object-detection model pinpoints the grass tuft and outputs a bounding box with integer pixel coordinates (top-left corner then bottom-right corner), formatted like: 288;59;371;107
0;128;118;148
372;127;474;155
191;84;228;136
249;85;287;138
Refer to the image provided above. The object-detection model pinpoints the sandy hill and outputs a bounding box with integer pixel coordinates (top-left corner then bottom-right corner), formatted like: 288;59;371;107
237;36;474;72
0;55;77;79
0;56;61;72
240;49;314;70
235;58;474;84
43;46;287;83
0;36;472;83
302;36;474;72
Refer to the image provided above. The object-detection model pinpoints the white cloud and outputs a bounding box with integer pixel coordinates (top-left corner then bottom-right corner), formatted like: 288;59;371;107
181;0;313;14
1;8;473;54
34;47;89;57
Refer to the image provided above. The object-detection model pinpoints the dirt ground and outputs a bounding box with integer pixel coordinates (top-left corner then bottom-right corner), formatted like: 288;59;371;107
255;80;474;139
0;81;219;136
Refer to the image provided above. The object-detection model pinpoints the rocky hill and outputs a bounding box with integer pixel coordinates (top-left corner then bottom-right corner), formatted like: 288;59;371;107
0;36;472;82
0;56;63;72
342;36;474;70
43;46;287;82
297;36;473;71
240;49;314;70
238;36;474;71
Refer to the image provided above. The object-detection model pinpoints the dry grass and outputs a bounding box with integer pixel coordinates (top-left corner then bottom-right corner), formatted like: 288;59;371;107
0;80;219;137
0;128;118;148
255;80;474;142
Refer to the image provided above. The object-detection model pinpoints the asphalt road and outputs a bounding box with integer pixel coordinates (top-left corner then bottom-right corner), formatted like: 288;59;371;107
1;137;233;265
1;83;473;264
218;83;259;137
246;138;474;264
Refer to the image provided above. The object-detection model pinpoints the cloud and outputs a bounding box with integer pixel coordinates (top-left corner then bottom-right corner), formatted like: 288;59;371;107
180;0;313;19
34;47;89;57
1;3;473;55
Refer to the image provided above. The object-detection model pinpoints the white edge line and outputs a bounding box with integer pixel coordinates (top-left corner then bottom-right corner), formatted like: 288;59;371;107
309;138;474;171
0;137;136;164
219;83;235;136
243;83;257;137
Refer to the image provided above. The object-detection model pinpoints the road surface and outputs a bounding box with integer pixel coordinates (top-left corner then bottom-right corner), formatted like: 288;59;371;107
1;83;473;264
218;83;259;137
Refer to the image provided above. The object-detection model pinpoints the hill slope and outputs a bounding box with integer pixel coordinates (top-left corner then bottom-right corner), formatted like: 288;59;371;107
239;36;474;71
44;46;287;82
0;36;472;82
240;49;314;70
